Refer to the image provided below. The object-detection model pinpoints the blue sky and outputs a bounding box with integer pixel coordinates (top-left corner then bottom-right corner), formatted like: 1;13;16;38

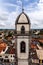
0;0;43;29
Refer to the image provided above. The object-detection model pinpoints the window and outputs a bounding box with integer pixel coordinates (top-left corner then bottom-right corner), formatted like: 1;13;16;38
20;41;26;53
11;55;12;57
4;59;9;62
0;58;3;62
4;60;6;62
5;56;8;58
0;56;2;57
21;26;25;34
3;49;5;51
13;55;15;57
7;59;9;62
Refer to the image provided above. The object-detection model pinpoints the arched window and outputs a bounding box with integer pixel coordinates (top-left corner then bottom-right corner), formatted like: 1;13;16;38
20;41;26;53
21;26;25;34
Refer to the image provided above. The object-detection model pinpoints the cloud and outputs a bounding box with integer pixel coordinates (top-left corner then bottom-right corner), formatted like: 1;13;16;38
25;0;43;29
39;0;43;2
4;3;17;7
0;10;19;29
0;0;20;29
0;14;8;21
0;0;43;29
17;0;22;5
0;23;6;27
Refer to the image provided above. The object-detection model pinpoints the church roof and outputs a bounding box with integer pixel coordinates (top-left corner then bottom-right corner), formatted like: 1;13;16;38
15;12;30;25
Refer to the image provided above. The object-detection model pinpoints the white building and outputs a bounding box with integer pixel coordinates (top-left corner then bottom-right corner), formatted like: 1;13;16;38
0;54;15;62
15;11;30;65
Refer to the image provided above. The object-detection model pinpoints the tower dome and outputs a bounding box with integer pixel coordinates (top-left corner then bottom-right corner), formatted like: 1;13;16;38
15;12;30;25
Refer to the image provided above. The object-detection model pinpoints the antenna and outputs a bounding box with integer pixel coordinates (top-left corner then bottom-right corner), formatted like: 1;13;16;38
22;0;24;12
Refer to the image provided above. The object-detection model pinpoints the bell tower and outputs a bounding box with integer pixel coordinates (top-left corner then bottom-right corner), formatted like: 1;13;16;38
15;11;30;65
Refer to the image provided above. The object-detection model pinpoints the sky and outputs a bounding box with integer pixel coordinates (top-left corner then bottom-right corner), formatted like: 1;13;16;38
0;0;43;29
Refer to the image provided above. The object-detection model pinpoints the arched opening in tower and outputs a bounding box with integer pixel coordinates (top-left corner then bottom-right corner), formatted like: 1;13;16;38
21;26;25;34
20;41;26;53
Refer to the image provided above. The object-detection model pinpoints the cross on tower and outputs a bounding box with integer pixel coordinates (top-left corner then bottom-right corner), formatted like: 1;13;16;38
22;0;24;12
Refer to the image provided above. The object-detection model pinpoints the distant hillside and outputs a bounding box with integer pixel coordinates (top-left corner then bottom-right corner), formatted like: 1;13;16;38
0;29;43;35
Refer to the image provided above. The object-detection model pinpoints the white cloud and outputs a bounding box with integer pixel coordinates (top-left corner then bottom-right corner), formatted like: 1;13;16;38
0;1;20;29
0;0;43;29
0;10;19;29
3;3;17;7
17;0;22;5
25;0;43;29
39;0;43;3
0;22;6;27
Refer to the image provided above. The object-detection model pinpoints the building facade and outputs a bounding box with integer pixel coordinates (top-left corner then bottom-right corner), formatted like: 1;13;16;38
15;11;30;65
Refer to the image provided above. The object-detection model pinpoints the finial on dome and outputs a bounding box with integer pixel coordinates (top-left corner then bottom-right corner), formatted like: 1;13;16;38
22;0;24;12
22;8;24;12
